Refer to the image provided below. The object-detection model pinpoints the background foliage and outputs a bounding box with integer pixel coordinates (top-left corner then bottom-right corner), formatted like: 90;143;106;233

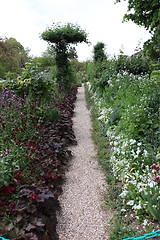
116;0;160;60
0;37;29;78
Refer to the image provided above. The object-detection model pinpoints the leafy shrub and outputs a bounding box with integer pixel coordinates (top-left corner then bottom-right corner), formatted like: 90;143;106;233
115;53;151;75
3;62;55;107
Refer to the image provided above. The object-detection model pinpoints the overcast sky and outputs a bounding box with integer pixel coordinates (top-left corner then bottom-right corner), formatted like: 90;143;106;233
1;0;151;61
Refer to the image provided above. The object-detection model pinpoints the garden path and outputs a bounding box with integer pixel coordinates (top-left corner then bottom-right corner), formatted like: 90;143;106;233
56;85;112;240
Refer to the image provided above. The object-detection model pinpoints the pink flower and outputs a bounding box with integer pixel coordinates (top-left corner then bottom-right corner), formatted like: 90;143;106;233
9;202;15;209
16;172;24;179
152;164;157;170
151;164;160;171
30;193;37;202
6;186;16;195
23;142;31;147
152;176;160;183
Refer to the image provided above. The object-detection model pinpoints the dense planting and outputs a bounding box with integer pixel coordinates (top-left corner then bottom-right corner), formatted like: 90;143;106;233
0;59;78;239
86;54;160;237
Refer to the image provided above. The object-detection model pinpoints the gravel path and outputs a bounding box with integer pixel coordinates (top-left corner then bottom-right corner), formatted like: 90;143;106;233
57;86;112;240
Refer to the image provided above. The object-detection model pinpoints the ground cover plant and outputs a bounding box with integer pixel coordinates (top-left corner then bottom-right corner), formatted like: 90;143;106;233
86;50;160;238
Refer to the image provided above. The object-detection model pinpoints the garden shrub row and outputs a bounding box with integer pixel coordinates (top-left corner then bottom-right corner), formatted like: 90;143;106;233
86;57;160;238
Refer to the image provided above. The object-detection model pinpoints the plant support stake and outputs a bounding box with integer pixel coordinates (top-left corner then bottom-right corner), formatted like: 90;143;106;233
122;230;160;240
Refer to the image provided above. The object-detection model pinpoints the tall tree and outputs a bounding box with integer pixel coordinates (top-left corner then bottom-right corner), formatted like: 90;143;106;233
41;23;88;90
0;37;29;78
116;0;160;60
93;42;106;63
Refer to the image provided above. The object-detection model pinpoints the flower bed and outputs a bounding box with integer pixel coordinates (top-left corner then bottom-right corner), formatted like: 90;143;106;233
87;67;159;229
0;86;78;239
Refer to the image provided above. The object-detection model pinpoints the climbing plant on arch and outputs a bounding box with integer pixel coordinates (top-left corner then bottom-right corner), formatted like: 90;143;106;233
41;23;88;91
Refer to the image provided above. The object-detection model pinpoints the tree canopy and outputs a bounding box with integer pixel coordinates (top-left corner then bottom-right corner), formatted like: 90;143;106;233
116;0;160;32
0;37;29;78
41;23;88;45
116;0;160;60
93;42;106;63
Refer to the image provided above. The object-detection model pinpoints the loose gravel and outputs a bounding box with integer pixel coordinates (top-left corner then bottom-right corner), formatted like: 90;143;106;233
56;86;112;240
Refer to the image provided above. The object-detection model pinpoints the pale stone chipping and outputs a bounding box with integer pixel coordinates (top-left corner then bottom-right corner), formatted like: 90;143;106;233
57;86;112;240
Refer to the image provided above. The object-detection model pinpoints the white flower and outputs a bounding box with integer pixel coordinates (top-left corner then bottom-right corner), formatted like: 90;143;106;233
101;109;107;115
123;71;128;76
127;200;134;206
114;141;119;146
131;149;135;155
143;219;148;226
143;149;148;157
148;181;156;188
136;147;141;156
122;141;128;148
115;136;121;140
121;208;127;212
129;139;136;145
137;142;142;146
98;115;105;120
129;180;136;185
117;148;121;154
119;190;128;198
132;203;142;210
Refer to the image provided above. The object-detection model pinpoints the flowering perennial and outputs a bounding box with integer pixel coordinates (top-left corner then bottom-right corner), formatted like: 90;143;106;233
87;69;160;222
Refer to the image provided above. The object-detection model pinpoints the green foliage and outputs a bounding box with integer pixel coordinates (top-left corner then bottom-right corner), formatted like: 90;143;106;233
143;34;160;61
68;46;78;59
115;0;159;31
141;186;160;221
32;46;56;71
111;75;159;146
4;62;54;106
87;48;160;226
151;63;160;71
87;59;116;95
115;0;160;60
93;42;106;63
37;106;61;123
127;54;151;75
41;22;88;44
41;22;88;91
110;222;136;240
115;46;151;75
0;89;40;185
0;37;29;78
